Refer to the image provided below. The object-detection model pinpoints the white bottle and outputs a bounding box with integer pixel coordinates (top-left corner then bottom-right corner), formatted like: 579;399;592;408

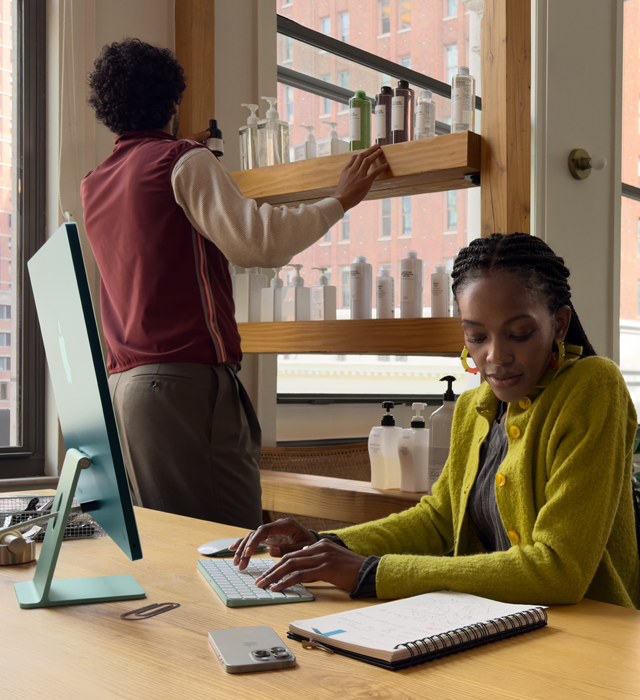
234;267;268;323
451;67;476;133
369;401;403;490
260;267;285;322
428;376;456;494
431;264;450;318
310;267;337;320
400;251;423;319
415;89;436;140
317;121;350;157
239;103;260;170
281;264;311;322
398;403;430;493
258;96;291;166
350;255;373;320
376;268;395;319
294;125;317;161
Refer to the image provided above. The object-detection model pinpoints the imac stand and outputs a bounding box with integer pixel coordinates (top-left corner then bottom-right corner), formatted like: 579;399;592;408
14;448;146;608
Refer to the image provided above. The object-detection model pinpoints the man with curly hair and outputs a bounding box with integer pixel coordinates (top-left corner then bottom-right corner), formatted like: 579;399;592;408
80;39;386;529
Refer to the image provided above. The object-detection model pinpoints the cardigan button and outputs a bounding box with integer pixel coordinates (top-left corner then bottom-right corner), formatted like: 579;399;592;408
496;473;506;487
507;530;520;544
509;425;521;439
519;397;532;410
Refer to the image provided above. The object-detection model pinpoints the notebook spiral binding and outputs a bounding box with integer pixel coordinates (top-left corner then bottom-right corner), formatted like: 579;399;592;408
394;607;548;660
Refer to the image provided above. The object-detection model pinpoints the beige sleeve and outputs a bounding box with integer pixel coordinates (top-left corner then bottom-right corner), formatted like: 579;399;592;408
171;147;344;269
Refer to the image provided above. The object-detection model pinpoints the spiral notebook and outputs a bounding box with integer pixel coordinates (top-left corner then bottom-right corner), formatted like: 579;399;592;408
287;590;547;671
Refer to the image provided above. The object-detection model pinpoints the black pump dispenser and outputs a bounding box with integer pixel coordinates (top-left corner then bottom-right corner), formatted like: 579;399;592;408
381;401;399;426
440;375;456;401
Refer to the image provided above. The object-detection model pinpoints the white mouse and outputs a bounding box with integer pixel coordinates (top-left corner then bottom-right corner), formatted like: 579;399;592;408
197;537;267;557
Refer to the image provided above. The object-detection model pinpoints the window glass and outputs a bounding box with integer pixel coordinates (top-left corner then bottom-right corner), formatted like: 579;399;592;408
381;199;392;238
401;197;412;236
320;16;331;35
446;0;458;17
400;1;411;30
339;12;349;42
446;44;459;85
285;86;294;123
380;1;391;34
400;56;412;68
341;210;351;241
447;190;458;230
284;35;293;61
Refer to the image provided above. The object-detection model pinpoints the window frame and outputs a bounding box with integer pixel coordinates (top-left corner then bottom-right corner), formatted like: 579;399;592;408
380;0;391;36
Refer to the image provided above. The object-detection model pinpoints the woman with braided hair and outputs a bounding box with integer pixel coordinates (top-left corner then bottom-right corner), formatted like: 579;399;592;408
231;233;639;609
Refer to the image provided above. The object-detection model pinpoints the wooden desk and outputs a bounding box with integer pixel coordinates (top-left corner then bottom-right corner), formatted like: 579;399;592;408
2;504;639;699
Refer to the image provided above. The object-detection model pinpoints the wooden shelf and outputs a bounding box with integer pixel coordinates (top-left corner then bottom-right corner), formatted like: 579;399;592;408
238;318;464;355
232;131;481;207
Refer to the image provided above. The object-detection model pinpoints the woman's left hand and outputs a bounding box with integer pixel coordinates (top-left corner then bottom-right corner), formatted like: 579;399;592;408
255;538;366;593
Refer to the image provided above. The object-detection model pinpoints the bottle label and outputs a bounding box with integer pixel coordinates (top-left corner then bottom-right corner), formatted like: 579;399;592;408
349;107;361;142
350;268;361;301
428;446;450;476
317;140;331;157
206;137;224;154
310;286;324;320
415;104;426;135
451;76;474;131
369;428;382;455
374;104;387;140
401;270;415;302
294;143;306;161
391;96;405;131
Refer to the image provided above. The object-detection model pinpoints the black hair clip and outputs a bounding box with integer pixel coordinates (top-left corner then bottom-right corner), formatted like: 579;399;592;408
120;602;180;620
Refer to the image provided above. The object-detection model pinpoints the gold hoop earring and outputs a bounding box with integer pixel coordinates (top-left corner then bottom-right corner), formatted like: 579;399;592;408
550;339;565;370
460;347;479;375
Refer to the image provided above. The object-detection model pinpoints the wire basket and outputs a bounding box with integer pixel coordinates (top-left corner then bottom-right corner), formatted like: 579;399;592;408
0;494;106;541
259;442;371;482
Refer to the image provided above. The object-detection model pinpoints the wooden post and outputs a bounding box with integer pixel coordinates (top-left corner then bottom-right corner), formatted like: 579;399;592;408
480;0;531;236
175;0;216;139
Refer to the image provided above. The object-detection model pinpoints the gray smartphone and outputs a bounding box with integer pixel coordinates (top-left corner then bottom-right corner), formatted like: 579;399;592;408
208;626;297;674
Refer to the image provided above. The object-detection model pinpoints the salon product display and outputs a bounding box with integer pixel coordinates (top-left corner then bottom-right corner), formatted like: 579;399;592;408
400;251;423;319
260;267;285;322
374;85;393;146
398;402;430;493
310;267;337;321
369;401;402;490
350;255;373;320
258;96;290;166
349;90;372;151
392;80;415;143
234;268;267;323
428;376;456;494
415;89;436;139
294;125;317;162
317;121;349;156
239;103;260;170
451;66;476;133
282;264;310;322
376;268;395;319
287;590;548;671
431;264;450;318
205;119;224;157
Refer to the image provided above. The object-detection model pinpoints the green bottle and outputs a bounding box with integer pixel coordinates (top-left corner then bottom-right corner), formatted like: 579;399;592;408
349;90;371;151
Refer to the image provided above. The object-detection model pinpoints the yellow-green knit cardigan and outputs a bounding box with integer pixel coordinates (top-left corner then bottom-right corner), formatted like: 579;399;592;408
330;348;640;608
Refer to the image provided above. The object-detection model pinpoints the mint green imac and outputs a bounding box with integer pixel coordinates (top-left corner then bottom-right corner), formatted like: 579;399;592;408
15;222;144;608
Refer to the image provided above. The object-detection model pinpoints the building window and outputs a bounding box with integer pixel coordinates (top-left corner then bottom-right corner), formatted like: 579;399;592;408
321;75;332;114
285;86;294;123
341;210;351;241
284;36;293;62
400;1;411;29
0;305;10;320
381;199;392;237
341;266;350;308
381;73;392;88
446;0;458;17
447;191;458;230
0;383;7;401
323;228;332;243
320;16;331;35
446;44;459;85
400;56;412;69
339;12;349;42
0;357;10;371
338;70;350;89
402;197;412;236
380;1;391;34
0;333;10;348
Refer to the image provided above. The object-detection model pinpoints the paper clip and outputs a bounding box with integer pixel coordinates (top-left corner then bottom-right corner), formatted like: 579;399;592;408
301;639;335;654
120;603;181;620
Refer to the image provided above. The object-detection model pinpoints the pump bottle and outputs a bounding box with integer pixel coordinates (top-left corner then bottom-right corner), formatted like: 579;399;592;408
310;267;337;320
350;255;373;320
392;80;415;143
281;264;310;321
431;264;450;318
369;401;403;490
398;403;430;493
258;96;290;166
239;104;260;170
317;121;349;157
234;267;268;323
428;376;456;494
374;85;393;146
205;120;224;157
451;67;476;133
376;268;395;319
349;90;371;151
260;267;285;322
400;251;423;319
294;125;317;161
415;90;436;140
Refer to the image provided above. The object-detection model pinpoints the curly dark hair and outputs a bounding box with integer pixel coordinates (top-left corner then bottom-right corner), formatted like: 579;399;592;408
87;39;186;134
452;233;596;357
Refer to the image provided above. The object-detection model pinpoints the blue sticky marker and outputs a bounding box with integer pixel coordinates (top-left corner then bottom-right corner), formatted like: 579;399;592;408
312;627;347;637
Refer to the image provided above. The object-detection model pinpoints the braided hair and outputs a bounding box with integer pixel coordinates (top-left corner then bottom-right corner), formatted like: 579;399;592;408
451;233;596;357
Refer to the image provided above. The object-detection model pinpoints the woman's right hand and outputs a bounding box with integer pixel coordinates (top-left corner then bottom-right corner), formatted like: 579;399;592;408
230;517;317;570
